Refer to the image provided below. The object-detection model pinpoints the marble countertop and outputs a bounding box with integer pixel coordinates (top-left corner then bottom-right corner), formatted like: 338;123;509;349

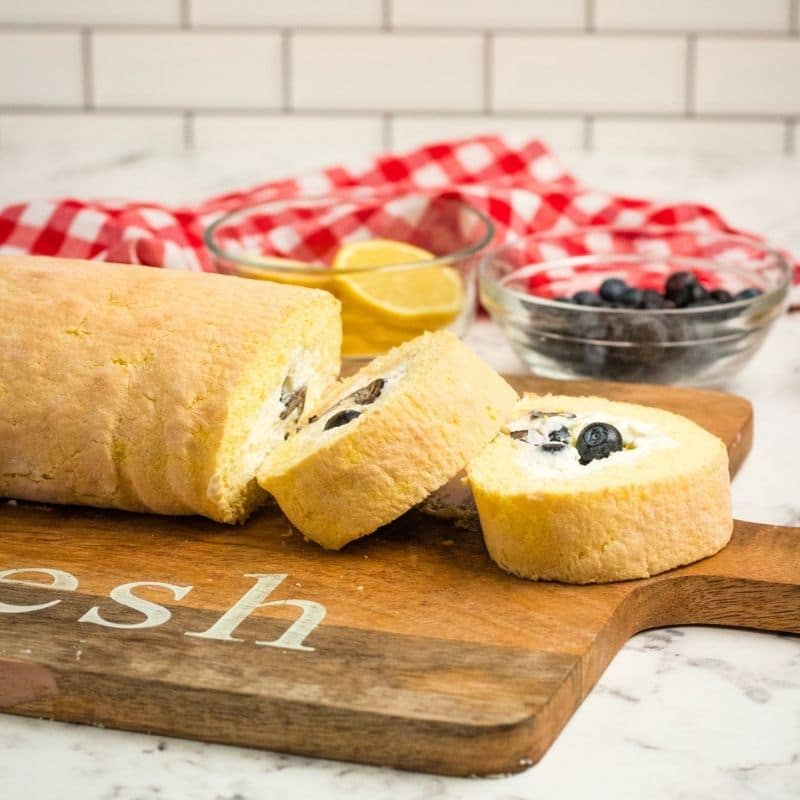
1;147;799;799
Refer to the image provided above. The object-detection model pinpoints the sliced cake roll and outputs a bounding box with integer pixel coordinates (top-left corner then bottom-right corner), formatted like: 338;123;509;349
0;256;341;524
257;331;518;549
468;394;732;584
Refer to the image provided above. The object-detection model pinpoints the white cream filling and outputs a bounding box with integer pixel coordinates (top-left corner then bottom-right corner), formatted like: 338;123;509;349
303;364;408;442
506;410;676;478
207;348;318;504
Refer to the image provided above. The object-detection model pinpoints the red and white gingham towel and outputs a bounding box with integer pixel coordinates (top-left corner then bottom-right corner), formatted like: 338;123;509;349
0;135;796;307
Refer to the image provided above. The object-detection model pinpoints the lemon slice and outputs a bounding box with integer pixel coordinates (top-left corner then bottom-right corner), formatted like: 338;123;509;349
235;254;335;292
332;239;435;270
332;239;464;329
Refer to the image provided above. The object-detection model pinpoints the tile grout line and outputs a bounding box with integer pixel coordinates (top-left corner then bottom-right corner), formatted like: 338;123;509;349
81;27;94;110
6;23;800;37
791;0;799;33
585;0;595;32
1;23;799;38
281;30;292;112
0;106;795;123
482;32;493;114
180;0;190;29
685;34;696;117
382;0;392;30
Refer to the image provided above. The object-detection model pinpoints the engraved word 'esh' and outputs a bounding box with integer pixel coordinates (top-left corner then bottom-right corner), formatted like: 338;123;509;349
0;568;326;652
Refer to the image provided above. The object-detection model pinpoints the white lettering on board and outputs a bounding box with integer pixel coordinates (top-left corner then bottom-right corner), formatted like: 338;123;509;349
255;598;327;652
185;573;325;652
78;581;193;630
0;567;78;613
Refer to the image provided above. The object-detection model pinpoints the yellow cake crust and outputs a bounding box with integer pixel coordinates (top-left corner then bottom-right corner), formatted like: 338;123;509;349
258;331;518;549
468;394;733;584
0;256;341;523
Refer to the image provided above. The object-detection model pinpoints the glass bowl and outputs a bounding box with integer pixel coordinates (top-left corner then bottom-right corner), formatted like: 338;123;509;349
480;233;791;386
204;194;494;360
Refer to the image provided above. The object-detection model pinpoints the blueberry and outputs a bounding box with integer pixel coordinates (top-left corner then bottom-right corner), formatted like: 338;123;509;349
628;316;670;344
604;317;629;342
576;422;624;465
710;289;733;304
540;442;566;454
735;287;763;301
583;341;608;374
665;271;696;289
664;271;698;307
599;278;628;303
689;283;709;303
573;290;603;307
640;290;666;309
350;378;386;405
324;409;361;430
620;287;644;308
279;385;306;421
548;426;570;444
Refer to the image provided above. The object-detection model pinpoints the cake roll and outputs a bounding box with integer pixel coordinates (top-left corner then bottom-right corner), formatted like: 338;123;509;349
257;331;518;549
468;394;732;584
0;256;341;523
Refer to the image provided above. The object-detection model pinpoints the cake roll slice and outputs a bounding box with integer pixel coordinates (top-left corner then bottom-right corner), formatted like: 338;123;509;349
468;394;732;584
0;256;341;524
257;331;518;549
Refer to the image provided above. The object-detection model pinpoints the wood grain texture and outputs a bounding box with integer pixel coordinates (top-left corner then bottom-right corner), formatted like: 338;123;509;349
0;376;794;777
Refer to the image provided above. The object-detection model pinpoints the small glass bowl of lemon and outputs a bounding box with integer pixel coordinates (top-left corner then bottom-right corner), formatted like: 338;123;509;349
204;195;494;359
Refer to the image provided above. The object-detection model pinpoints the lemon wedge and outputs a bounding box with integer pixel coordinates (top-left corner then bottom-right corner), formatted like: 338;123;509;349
332;239;464;329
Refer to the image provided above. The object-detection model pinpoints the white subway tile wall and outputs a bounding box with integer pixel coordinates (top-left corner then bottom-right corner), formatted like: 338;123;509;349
0;0;180;26
391;0;585;30
190;0;382;28
494;35;686;113
0;32;82;106
0;0;798;157
291;33;484;111
695;39;800;114
594;0;791;32
92;32;282;109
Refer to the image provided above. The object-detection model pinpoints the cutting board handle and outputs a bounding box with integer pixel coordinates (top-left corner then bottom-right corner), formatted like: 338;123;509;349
623;520;800;636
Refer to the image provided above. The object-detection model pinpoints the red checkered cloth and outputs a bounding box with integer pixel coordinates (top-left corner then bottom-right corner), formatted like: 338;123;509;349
1;135;796;308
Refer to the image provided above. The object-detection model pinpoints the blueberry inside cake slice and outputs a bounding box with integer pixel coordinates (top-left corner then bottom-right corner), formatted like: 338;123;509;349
468;393;732;584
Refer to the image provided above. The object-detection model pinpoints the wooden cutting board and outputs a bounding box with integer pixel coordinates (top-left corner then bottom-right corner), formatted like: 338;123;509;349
1;376;798;777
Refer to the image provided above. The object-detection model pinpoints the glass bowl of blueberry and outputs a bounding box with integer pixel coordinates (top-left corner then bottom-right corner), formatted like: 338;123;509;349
480;231;792;386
